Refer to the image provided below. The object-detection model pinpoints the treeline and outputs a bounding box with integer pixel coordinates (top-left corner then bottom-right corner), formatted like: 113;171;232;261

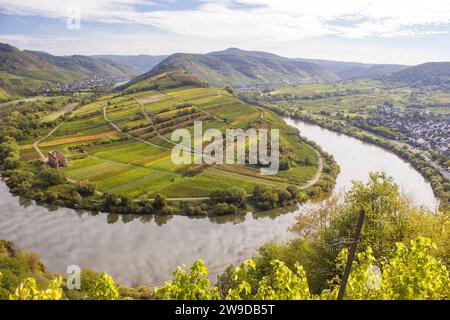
290;113;450;211
0;240;156;300
256;89;369;102
246;96;449;212
161;174;450;300
3;174;449;300
0;93;339;217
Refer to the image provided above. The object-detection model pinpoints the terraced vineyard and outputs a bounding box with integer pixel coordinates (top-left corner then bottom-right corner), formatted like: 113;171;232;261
19;84;320;199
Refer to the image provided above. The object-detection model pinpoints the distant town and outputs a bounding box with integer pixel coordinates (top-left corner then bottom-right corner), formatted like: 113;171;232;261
362;105;449;158
51;75;128;93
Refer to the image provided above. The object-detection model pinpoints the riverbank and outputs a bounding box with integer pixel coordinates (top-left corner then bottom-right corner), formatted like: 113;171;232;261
1;107;339;217
293;114;448;211
0;137;338;217
251;100;448;212
0;118;438;286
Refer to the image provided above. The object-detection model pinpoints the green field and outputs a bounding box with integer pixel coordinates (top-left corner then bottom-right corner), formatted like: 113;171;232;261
20;85;319;199
260;81;450;114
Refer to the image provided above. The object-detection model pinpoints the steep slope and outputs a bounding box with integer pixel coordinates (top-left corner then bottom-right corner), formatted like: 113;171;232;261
296;58;408;80
26;51;139;79
387;62;450;87
119;69;206;94
0;43;144;95
0;43;84;94
149;48;339;87
91;54;168;74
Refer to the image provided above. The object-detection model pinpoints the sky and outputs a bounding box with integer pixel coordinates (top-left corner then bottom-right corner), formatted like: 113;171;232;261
0;0;450;65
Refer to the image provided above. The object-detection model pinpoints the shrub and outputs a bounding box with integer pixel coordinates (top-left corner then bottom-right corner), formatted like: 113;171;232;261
212;203;237;215
210;187;247;206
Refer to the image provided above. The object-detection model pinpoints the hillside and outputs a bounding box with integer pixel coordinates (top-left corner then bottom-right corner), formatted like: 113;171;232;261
148;48;339;88
15;81;325;205
120;70;207;94
296;58;408;80
387;62;450;87
0;43;84;94
91;54;168;74
0;43;145;96
27;51;139;79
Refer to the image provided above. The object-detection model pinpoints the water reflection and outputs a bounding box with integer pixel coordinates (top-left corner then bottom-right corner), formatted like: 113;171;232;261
0;119;437;286
13;194;301;226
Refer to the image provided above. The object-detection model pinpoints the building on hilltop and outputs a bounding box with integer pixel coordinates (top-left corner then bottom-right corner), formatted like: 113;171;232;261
48;151;68;169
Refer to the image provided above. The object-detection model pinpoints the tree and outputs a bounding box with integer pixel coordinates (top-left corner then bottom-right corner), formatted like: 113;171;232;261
224;86;234;95
210;187;247;207
9;277;63;300
153;194;168;210
212;203;237;215
158;237;449;300
38;167;66;187
329;237;450;300
156;260;219;300
89;272;120;300
5;238;449;300
76;180;96;196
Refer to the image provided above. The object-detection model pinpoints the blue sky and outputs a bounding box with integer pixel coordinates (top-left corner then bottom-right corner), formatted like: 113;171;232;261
0;0;449;64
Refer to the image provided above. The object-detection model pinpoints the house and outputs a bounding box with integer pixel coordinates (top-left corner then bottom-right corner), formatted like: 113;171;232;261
48;151;69;169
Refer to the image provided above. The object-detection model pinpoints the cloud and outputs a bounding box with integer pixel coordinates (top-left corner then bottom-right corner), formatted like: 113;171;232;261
0;0;449;65
0;0;449;41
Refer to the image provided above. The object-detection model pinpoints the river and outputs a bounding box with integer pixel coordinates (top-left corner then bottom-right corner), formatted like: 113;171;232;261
0;119;438;286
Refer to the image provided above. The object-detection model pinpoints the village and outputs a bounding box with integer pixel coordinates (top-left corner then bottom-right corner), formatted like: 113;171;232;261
363;105;450;158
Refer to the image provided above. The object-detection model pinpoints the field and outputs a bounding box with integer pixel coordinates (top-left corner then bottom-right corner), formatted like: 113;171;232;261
20;86;319;199
262;80;450;114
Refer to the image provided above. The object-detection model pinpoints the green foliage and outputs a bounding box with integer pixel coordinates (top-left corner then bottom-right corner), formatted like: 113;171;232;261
158;237;449;300
247;173;450;293
254;260;310;300
224;86;234;95
2;236;449;300
37;167;67;187
9;277;63;300
0;240;52;299
144;50;337;88
152;194;172;214
210;187;247;207
88;272;120;300
212;202;238;215
157;260;219;300
252;185;298;210
330;237;450;300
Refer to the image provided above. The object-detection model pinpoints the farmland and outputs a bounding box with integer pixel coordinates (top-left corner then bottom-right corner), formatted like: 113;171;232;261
18;85;321;199
239;81;450;211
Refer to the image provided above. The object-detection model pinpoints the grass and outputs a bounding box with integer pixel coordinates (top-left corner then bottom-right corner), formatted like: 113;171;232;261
266;81;450;115
23;85;320;198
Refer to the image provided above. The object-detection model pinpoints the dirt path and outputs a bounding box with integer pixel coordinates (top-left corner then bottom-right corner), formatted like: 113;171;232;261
103;105;172;151
300;149;323;190
134;97;176;146
134;93;325;193
33;103;80;161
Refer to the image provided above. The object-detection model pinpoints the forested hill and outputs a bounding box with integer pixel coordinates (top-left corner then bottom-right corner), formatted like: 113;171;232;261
0;43;147;95
387;62;450;88
26;50;139;79
147;48;339;87
0;43;83;94
295;57;408;80
91;54;168;74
